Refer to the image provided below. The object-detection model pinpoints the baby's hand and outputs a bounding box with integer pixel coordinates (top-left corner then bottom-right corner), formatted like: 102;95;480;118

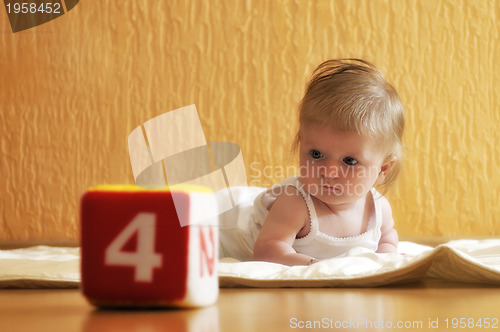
308;258;320;265
376;242;398;253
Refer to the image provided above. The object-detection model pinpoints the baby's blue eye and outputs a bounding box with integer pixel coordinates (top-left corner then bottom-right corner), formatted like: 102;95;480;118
343;157;358;165
310;150;323;159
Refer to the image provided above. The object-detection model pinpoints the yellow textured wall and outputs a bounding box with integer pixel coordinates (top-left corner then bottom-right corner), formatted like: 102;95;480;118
0;0;499;243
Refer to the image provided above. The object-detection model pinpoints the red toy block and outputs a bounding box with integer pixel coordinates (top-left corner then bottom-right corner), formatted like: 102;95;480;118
80;186;218;308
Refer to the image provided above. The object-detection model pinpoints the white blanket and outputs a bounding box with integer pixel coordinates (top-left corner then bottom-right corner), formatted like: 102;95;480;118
1;240;500;288
219;240;500;287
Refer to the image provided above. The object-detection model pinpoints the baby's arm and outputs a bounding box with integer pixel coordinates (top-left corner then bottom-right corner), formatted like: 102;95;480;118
376;196;399;253
253;189;315;266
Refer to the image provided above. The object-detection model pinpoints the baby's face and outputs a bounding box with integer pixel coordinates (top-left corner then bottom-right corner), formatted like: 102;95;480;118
298;123;389;207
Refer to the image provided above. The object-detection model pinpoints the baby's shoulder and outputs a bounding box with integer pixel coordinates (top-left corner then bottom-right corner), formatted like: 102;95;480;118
268;186;309;218
375;195;394;229
376;195;392;214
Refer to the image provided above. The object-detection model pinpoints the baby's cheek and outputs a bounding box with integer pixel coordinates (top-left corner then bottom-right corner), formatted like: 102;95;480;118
298;163;312;177
353;167;376;182
342;176;372;196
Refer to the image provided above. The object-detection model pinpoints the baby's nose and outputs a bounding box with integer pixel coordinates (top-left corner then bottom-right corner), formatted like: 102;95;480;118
319;164;339;178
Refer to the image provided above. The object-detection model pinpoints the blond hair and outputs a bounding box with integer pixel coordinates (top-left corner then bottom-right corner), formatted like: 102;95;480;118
294;59;405;192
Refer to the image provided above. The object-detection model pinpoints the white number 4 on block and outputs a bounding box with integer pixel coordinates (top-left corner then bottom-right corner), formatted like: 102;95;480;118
105;212;163;282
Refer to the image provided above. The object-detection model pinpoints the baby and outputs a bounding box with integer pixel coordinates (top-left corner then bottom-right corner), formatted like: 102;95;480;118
219;59;404;266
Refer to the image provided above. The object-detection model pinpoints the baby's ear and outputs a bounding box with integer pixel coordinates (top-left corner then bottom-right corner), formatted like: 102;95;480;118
376;156;396;184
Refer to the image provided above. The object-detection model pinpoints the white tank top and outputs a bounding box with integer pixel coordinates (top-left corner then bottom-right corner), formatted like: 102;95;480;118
251;176;383;259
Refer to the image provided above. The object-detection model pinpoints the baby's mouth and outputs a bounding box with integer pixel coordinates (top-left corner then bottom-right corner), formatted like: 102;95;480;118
322;184;341;194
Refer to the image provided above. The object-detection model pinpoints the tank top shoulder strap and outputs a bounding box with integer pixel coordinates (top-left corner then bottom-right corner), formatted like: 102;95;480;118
287;176;319;240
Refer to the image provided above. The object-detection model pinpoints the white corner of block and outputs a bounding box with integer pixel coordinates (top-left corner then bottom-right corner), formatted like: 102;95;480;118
176;191;220;307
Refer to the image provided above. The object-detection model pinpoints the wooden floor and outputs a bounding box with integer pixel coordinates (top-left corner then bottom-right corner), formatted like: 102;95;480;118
1;279;500;332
